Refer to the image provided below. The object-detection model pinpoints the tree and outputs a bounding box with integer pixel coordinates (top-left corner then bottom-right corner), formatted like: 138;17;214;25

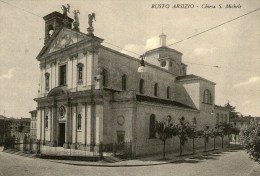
224;101;239;120
176;117;194;156
18;124;24;133
155;118;177;159
217;122;234;148
232;127;240;144
239;119;260;164
211;127;221;150
201;126;211;152
187;127;198;154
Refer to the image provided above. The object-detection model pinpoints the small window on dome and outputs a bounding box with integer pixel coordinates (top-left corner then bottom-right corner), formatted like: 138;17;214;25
160;61;166;67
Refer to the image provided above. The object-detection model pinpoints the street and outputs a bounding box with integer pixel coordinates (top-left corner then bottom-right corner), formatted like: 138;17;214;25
0;149;259;176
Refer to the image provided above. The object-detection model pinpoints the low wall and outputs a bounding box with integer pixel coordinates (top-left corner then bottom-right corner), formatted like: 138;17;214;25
135;136;230;156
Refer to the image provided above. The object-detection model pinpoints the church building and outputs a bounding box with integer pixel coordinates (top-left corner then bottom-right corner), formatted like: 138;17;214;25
34;9;229;156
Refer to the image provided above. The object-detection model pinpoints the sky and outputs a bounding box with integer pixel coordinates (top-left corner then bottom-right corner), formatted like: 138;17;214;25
0;0;259;118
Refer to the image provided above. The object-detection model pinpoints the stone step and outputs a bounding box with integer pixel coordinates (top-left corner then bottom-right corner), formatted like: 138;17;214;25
3;149;36;158
103;155;122;163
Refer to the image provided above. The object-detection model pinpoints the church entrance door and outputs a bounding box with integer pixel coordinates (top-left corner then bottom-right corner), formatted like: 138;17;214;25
117;131;125;153
58;123;65;147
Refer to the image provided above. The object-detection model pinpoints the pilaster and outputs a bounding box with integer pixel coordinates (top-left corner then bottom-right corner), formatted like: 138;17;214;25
64;103;72;148
86;51;97;89
95;104;103;145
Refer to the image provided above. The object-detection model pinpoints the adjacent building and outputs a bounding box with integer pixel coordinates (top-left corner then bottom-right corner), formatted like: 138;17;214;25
215;105;230;125
34;10;229;156
29;110;37;139
0;115;10;145
9;118;31;135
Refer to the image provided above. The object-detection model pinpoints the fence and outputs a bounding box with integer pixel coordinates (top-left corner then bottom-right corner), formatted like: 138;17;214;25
4;134;232;159
3;135;133;159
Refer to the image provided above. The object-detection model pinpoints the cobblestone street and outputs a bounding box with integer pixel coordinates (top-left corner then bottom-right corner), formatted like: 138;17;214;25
0;149;259;176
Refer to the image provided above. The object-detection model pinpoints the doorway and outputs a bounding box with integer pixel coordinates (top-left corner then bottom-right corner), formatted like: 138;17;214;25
58;123;65;147
117;131;125;151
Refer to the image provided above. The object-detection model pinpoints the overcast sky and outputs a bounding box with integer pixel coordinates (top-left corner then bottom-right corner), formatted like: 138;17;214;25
0;0;259;118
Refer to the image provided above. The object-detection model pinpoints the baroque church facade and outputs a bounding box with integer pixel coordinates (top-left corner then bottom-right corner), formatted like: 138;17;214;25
34;10;229;156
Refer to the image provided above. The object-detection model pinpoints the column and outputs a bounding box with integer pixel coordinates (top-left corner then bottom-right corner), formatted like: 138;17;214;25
50;106;57;146
86;51;95;89
95;105;103;145
67;56;73;89
86;104;95;151
36;108;42;140
71;104;77;148
84;103;88;147
64;103;72;148
43;107;46;145
55;59;58;87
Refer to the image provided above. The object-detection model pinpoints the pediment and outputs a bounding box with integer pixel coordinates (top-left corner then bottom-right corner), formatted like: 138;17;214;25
48;28;87;53
38;28;88;59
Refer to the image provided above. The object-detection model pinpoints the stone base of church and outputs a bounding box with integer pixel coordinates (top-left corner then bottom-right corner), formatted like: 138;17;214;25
49;141;57;147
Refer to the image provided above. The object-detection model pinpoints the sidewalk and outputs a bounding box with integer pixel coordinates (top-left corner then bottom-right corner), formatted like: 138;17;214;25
1;145;243;167
48;147;241;167
248;163;260;176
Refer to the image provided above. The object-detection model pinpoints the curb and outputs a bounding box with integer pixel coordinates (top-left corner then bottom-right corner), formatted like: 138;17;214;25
49;159;180;167
49;149;238;167
2;146;243;167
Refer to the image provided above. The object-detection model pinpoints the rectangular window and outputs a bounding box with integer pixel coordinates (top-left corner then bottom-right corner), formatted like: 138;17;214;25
78;66;83;83
59;65;67;86
77;114;82;130
45;116;48;129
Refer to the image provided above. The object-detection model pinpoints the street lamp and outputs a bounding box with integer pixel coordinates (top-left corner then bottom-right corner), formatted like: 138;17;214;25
137;55;146;73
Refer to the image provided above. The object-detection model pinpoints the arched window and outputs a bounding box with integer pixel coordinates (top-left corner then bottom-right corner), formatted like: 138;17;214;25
77;114;82;130
167;86;170;99
149;114;156;138
203;89;212;104
160;61;166;67
224;114;227;122
77;63;83;84
139;79;144;94
45;72;50;91
154;83;158;96
221;114;224;123
102;69;108;87
122;74;127;90
193;117;197;125
45;116;48;129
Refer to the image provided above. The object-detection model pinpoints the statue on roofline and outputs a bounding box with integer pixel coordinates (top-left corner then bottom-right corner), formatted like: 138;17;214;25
73;9;80;31
87;12;96;36
73;10;80;23
61;4;70;16
88;13;95;28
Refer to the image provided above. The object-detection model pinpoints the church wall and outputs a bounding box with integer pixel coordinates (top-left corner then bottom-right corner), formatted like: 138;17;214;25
145;53;160;66
135;102;199;156
102;96;114;144
74;103;85;144
173;81;199;109
38;50;91;98
98;48;178;100
199;80;216;129
111;101;136;143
